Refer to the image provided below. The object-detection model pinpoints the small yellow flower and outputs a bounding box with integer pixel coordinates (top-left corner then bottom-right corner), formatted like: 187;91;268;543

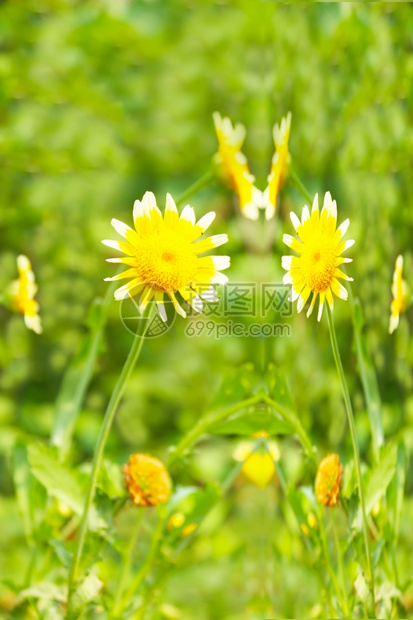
263;112;292;220
103;192;230;321
307;512;318;530
182;523;197;537
389;255;408;334
122;453;171;507
300;523;310;537
168;512;185;530
213;112;263;221
234;435;280;489
282;192;355;321
315;453;343;508
9;255;42;334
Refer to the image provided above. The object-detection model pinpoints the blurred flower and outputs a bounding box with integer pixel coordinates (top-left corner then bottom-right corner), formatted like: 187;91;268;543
103;192;230;321
122;453;171;507
300;523;310;537
233;432;280;489
168;512;185;530
263;112;292;220
315;453;343;507
389;255;408;334
9;255;42;334
213;112;263;221
282;192;354;321
182;523;197;537
307;512;318;530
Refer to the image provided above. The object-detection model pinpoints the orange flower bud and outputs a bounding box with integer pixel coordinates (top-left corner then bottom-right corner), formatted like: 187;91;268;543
315;453;343;507
122;453;171;507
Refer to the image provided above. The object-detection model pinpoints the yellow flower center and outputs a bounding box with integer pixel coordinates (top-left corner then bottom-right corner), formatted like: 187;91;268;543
299;231;336;293
134;229;198;291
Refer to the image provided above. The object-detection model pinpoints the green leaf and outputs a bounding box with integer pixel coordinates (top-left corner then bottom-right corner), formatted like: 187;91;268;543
12;442;37;541
354;572;374;615
50;286;115;461
387;442;406;543
28;442;84;515
206;364;262;414
67;573;103;619
353;443;397;531
210;404;293;436
350;297;384;461
265;363;296;416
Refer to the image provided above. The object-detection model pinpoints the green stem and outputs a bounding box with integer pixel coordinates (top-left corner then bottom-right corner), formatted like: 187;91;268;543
326;305;375;617
66;306;153;613
167;394;262;469
264;396;317;467
112;508;146;616
331;509;350;617
119;505;168;614
175;169;216;206
318;509;346;617
289;168;313;204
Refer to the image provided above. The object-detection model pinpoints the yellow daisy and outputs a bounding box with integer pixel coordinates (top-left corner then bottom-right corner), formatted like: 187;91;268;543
9;255;42;334
213;112;263;221
234;432;280;489
263;112;292;221
389;255;408;334
282;192;355;322
102;192;230;321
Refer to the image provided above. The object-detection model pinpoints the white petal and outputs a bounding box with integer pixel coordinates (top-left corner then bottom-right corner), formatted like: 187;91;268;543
337;282;348;300
281;256;293;270
301;205;310;224
197;212;216;232
211;272;229;285
317;300;324;322
342;239;355;251
142;191;157;211
337;218;350;238
111;219;132;239
180;205;196;225
311;194;319;213
198;286;218;302
102;239;122;251
211;256;230;270
165;192;178;214
206;234;228;249
157;302;167;322
133;199;144;221
283;273;293;285
283;234;295;249
290;211;301;231
297;295;306;313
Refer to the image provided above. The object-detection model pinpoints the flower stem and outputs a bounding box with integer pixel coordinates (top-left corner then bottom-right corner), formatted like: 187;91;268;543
264;395;318;468
289;168;313;204
318;508;347;616
118;505;168;614
326;304;375;617
175;169;216;206
112;508;145;615
331;508;350;617
66;306;153;613
166;395;261;469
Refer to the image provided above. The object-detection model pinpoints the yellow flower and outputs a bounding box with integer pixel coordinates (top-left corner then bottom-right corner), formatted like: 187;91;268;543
9;255;42;334
182;523;197;537
122;453;171;507
234;435;280;489
389;255;408;334
315;453;343;508
213;112;263;221
102;192;230;321
282;192;355;321
168;512;185;530
263;112;292;220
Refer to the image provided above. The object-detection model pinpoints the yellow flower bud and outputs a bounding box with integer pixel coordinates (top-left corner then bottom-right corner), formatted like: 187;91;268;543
122;453;171;508
315;453;343;507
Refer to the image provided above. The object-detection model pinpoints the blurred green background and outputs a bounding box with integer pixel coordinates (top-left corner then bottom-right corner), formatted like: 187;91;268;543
1;1;412;618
